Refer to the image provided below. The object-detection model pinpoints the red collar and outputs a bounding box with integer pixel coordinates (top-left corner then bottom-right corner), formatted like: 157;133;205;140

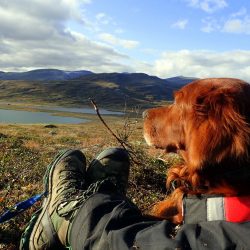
183;195;250;224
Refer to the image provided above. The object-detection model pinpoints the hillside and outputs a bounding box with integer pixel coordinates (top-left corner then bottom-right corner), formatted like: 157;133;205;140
0;70;197;109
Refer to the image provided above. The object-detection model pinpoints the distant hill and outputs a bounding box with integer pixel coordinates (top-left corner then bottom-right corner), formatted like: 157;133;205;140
0;70;197;108
166;76;199;87
0;69;93;81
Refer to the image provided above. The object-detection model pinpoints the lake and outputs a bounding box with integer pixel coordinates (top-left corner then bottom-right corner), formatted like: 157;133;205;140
41;106;124;115
0;105;124;124
0;109;89;124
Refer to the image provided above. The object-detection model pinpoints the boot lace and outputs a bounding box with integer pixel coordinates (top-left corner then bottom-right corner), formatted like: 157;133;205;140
57;177;119;219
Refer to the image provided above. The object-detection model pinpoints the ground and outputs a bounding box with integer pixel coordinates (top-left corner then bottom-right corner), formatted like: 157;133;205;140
0;117;181;249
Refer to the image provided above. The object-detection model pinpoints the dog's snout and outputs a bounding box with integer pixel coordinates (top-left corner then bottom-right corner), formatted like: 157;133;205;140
142;110;149;120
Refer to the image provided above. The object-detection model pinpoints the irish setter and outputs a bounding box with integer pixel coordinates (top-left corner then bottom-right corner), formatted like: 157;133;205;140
143;78;250;224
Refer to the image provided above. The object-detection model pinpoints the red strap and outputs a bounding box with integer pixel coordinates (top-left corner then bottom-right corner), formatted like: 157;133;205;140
225;196;250;223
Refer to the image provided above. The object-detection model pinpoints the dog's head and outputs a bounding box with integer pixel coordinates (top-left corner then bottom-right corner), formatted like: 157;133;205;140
144;78;250;190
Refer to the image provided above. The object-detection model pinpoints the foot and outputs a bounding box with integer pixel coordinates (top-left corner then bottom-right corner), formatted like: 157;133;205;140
20;149;86;250
87;148;130;194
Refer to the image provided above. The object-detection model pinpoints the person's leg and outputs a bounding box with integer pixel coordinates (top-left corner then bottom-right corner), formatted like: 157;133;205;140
20;147;130;250
66;148;182;250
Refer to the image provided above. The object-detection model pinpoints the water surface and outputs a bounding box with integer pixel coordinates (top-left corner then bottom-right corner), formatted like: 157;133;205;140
0;109;88;124
42;106;124;115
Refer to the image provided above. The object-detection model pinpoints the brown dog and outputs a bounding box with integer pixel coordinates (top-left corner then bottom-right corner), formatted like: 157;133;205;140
143;78;250;224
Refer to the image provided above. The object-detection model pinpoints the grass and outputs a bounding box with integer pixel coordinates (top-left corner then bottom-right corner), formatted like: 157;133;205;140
0;118;181;249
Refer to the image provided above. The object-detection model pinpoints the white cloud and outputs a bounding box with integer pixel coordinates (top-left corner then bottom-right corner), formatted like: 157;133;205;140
231;7;247;18
222;7;250;34
95;12;113;25
201;17;220;32
0;0;89;40
186;0;227;13
0;0;88;24
114;28;125;34
152;50;250;82
0;29;133;73
223;17;250;34
99;33;139;49
200;8;250;35
0;0;137;72
171;19;189;29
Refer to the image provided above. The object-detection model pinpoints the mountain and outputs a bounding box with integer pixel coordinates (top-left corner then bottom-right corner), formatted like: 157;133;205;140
166;76;198;87
0;70;197;108
0;69;93;81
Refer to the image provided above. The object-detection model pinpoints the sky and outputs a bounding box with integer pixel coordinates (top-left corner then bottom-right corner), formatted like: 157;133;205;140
1;0;250;80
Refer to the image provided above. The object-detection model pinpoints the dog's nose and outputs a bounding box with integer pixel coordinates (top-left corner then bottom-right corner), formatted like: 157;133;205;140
142;110;149;120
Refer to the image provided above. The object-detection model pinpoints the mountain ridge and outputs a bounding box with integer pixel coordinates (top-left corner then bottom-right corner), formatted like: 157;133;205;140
0;69;93;81
0;69;197;108
0;69;196;83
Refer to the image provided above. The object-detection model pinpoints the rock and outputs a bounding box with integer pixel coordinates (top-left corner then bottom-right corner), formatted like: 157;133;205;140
44;124;57;128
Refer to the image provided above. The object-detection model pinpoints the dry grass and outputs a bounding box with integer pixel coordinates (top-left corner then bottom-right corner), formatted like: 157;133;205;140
0;118;182;249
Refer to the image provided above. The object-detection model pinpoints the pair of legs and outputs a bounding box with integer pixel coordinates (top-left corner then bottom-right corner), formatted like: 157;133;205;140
20;148;130;249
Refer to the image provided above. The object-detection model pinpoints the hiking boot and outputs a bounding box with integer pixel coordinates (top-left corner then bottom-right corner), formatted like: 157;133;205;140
20;149;86;250
87;148;130;194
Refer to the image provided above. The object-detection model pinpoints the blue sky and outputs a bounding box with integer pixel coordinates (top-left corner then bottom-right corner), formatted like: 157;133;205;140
0;0;250;80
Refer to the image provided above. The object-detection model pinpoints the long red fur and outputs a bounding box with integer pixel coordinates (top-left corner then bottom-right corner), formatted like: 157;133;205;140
143;78;250;224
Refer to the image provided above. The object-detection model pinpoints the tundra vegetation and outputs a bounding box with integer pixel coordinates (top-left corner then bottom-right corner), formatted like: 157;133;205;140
0;114;182;249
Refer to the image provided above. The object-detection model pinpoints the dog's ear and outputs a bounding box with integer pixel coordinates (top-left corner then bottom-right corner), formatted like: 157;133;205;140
195;88;240;120
187;87;250;169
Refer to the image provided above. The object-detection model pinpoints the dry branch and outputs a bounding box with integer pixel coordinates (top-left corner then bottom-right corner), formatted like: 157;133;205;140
90;98;143;166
